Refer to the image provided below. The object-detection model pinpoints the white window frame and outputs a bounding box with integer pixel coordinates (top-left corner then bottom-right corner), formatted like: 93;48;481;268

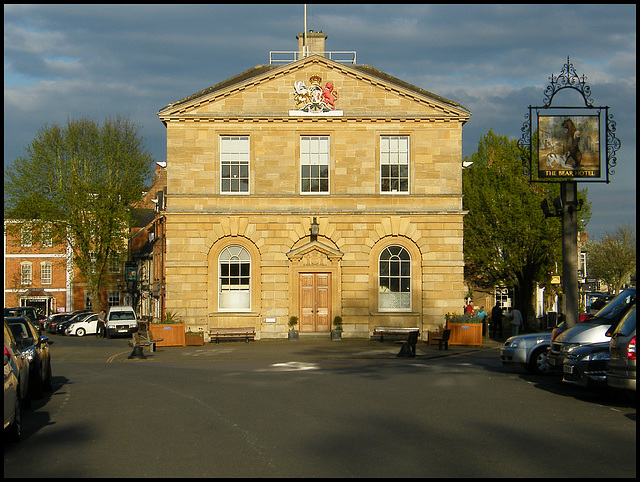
41;261;52;285
41;224;53;247
218;245;251;311
220;136;250;194
21;262;32;285
108;290;120;307
21;225;32;247
378;245;412;311
108;253;121;274
300;136;330;194
380;135;410;194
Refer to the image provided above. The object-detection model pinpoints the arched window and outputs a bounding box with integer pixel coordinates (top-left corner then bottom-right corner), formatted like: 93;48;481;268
379;245;411;310
219;245;251;311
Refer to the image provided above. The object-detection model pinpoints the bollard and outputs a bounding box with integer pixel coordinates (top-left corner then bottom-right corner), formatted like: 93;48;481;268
396;341;415;357
128;345;147;359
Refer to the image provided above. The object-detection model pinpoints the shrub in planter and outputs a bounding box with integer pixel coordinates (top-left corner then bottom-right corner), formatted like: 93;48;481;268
185;329;204;346
444;312;483;346
288;316;299;340
331;316;343;340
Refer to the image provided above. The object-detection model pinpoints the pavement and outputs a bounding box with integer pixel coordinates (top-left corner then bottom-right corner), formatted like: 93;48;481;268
111;334;505;362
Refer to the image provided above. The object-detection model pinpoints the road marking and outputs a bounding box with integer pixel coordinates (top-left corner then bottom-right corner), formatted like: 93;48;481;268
106;351;130;363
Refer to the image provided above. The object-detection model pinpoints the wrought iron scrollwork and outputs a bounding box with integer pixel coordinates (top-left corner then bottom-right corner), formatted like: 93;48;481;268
606;112;621;178
518;110;532;177
521;56;620;183
543;56;593;107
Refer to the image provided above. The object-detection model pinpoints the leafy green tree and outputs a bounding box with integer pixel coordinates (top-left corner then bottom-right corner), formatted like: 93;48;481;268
463;129;590;322
585;224;636;293
4;116;154;311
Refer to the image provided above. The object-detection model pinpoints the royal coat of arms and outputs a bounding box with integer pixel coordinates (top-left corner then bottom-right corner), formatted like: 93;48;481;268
293;75;338;112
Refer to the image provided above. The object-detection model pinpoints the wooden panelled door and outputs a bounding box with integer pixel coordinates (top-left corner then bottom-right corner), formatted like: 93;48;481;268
299;273;331;332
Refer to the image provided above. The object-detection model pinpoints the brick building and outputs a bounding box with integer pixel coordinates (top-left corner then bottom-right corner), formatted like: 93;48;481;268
4;221;71;315
157;32;471;340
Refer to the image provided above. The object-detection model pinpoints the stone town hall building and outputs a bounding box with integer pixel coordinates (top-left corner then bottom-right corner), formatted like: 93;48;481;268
157;32;471;340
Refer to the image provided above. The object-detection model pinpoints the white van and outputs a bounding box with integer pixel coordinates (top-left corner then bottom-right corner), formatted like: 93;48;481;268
105;306;138;338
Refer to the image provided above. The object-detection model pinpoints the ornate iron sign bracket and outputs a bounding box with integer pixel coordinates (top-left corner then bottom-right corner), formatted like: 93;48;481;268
518;56;620;184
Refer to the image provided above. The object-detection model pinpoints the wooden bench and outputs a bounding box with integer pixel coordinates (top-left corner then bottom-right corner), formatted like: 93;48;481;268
133;331;164;352
372;326;420;342
428;329;450;350
209;327;256;344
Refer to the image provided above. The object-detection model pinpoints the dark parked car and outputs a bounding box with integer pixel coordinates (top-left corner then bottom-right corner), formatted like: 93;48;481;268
607;304;636;393
548;288;636;371
4;319;30;441
587;292;614;313
45;312;73;333
4;307;43;332
7;316;54;399
55;310;92;334
562;342;610;388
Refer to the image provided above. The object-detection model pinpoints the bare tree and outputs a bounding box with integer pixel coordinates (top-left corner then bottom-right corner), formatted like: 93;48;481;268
585;224;636;293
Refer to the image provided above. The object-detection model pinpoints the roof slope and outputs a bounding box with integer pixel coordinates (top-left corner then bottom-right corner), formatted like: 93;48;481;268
158;55;469;119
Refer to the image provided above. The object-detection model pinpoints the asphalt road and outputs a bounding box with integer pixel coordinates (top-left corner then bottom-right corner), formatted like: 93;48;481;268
4;335;636;477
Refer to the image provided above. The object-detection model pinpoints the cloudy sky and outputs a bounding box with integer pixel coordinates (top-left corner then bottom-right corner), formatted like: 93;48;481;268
4;4;636;241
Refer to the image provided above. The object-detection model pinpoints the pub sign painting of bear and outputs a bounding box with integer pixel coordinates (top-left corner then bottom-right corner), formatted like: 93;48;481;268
538;115;601;179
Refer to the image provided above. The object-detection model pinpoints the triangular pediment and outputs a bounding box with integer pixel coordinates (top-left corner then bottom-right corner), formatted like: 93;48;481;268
158;55;470;121
286;239;344;263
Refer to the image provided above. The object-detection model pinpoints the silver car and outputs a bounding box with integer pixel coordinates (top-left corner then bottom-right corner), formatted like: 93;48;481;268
548;288;636;371
607;304;636;392
501;333;553;375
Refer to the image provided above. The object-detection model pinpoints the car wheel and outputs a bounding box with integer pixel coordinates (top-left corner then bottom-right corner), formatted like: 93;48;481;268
7;393;21;442
76;327;86;337
528;347;553;375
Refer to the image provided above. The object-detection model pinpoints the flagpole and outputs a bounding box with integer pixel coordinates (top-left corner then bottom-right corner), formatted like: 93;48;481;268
303;4;307;58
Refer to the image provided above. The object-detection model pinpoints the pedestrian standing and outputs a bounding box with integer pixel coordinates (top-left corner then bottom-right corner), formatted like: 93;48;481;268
477;306;487;322
465;301;474;316
477;306;488;338
96;309;106;338
491;305;503;339
509;307;523;336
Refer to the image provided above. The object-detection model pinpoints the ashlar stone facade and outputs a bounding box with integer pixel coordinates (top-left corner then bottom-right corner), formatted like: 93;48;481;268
158;37;471;340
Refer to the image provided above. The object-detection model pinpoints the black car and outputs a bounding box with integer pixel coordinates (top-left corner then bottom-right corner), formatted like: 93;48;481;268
55;310;92;334
562;342;610;388
4;307;43;332
45;312;73;333
6;316;54;399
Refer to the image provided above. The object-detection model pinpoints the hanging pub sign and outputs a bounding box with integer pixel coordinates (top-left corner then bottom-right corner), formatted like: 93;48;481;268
125;265;136;281
519;57;620;184
538;114;601;178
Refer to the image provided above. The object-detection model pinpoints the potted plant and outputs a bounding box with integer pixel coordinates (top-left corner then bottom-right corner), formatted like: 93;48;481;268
288;316;299;340
444;312;483;346
185;328;204;346
331;316;343;340
149;310;186;347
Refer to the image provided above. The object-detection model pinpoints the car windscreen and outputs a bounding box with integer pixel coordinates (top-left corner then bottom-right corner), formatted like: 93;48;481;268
591;288;636;323
613;305;636;337
110;311;135;320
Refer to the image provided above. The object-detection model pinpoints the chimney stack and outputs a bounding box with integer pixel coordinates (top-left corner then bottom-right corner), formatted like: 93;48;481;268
297;30;327;58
